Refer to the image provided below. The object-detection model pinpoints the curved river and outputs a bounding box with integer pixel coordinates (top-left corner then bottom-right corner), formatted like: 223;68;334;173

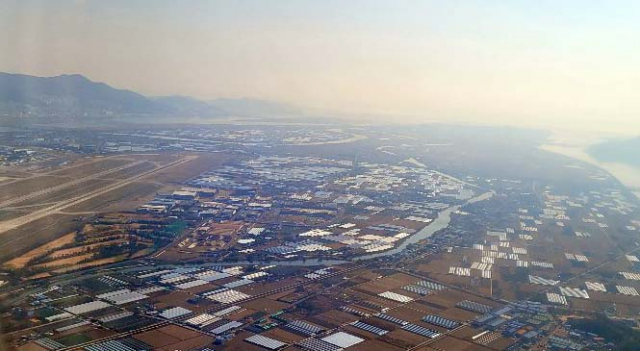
213;191;494;265
132;191;494;272
355;191;493;260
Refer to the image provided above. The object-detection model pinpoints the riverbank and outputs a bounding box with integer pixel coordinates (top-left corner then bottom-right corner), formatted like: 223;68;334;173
540;129;640;200
540;143;640;200
357;190;494;260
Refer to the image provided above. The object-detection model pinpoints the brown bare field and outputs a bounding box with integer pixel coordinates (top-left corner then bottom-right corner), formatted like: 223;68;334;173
353;273;416;295
159;335;213;351
262;328;305;343
411;253;464;276
348;339;405;351
382;329;428;348
65;181;162;213
16;341;49;351
156;324;205;341
264;288;297;301
49;240;126;259
451;326;485;339
136;325;215;351
151;291;211;311
25;272;52;280
226;307;256;321
0;214;80;263
441;307;485;321
133;330;182;348
221;331;268;351
240;298;290;314
33;253;93;269
430;335;497;351
421;289;472;308
4;232;76;269
363;295;401;310
51;256;124;274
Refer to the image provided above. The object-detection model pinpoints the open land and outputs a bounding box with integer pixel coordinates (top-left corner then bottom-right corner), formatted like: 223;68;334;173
0;124;639;351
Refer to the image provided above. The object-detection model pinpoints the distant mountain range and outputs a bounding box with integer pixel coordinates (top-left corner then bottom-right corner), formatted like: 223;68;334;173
0;72;301;121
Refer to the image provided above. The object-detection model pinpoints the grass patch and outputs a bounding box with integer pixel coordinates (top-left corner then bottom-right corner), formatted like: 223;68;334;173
56;333;92;346
166;220;188;236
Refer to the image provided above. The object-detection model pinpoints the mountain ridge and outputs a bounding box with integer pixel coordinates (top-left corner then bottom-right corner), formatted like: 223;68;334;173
0;72;301;120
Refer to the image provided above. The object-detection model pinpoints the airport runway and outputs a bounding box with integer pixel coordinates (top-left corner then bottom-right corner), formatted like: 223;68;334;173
0;155;196;234
0;160;146;209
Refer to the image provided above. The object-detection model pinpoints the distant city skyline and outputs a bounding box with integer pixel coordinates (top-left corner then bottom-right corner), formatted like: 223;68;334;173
2;0;640;135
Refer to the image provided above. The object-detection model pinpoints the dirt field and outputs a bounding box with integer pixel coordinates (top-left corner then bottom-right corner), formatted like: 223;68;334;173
134;325;213;351
429;335;497;351
4;232;76;269
33;253;94;269
0;214;80;263
262;328;306;343
239;298;290;314
352;272;418;295
49;240;126;258
382;329;429;348
348;339;405;351
219;331;266;351
314;309;359;327
51;256;124;274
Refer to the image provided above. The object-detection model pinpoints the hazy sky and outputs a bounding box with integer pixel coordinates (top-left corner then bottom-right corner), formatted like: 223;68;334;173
1;0;639;135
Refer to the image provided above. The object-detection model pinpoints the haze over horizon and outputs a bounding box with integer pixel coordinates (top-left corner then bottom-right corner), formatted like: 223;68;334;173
2;0;640;136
